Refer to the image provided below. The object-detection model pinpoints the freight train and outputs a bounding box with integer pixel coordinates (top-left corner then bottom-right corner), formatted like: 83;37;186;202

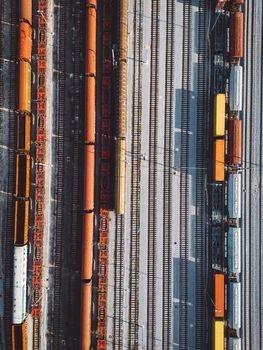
211;1;244;349
12;0;32;347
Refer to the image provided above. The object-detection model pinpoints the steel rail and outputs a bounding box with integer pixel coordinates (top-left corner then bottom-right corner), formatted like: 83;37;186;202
128;0;143;348
179;0;192;349
147;0;159;347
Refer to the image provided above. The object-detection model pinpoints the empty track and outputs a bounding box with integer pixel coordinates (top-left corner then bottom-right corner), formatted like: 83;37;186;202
162;0;175;348
128;0;143;347
147;0;159;347
179;0;192;349
195;0;209;348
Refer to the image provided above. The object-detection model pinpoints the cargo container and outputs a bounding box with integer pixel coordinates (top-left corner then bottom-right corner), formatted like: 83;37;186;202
228;173;241;219
228;282;241;331
213;139;225;182
12;245;27;324
212;226;224;271
228;119;242;166
214;274;225;317
214;94;226;137
12;322;27;350
230;12;244;59
228;337;241;350
229;66;243;111
228;228;241;277
211;183;224;225
212;319;224;350
215;0;228;9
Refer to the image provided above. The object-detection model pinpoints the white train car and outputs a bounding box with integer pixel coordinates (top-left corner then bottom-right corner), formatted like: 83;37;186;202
228;173;241;220
228;228;241;277
229;337;241;350
228;282;241;331
13;245;27;324
229;65;243;112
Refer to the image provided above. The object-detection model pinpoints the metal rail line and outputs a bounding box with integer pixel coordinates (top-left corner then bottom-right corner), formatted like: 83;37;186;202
128;0;143;347
3;0;17;346
195;0;208;348
179;0;192;349
147;0;159;347
52;0;65;346
162;0;174;348
114;214;125;349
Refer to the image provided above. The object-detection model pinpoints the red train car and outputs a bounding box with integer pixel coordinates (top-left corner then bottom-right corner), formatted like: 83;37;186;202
232;0;244;4
228;119;242;166
216;0;228;9
230;11;244;59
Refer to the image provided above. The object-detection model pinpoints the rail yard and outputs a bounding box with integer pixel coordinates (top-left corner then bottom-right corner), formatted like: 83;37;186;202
0;0;262;349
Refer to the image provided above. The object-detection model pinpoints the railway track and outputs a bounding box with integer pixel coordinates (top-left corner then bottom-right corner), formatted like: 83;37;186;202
128;0;143;347
162;0;174;348
147;0;159;347
195;0;209;348
242;1;263;349
114;215;125;349
3;0;17;346
179;0;192;349
53;0;65;346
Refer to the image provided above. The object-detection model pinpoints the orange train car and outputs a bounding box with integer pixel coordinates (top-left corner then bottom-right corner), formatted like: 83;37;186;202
12;322;27;350
17;113;30;152
119;0;128;62
228;119;242;166
213;139;225;182
81;283;92;349
19;61;31;113
82;213;93;280
14;199;29;245
15;154;30;198
19;21;32;62
20;0;32;24
84;145;95;211
230;11;244;59
85;76;95;144
214;274;225;318
232;0;244;4
86;1;96;75
216;0;229;9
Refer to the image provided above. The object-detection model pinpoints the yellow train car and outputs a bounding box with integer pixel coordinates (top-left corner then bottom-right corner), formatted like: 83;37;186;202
14;199;29;245
212;319;224;350
15;154;30;198
115;138;126;215
19;60;31;113
214;94;225;137
12;322;27;350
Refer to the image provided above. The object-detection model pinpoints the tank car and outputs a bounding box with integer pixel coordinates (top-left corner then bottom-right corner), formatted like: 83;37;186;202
227;228;241;277
227;172;241;220
228;282;241;331
229;66;243;112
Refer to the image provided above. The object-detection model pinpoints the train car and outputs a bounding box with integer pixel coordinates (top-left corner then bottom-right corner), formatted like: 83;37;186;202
214;94;226;137
115;138;126;214
214;15;226;54
82;212;93;281
14;199;29;245
229;66;243;112
228;173;241;220
81;283;92;349
212;319;224;350
15;154;30;198
214;55;226;94
13;245;27;324
17;113;30;152
19;61;31;114
228;337;241;350
211;183;224;225
230;12;244;59
214;273;225;318
227;228;241;277
83;144;95;212
20;0;32;24
212;226;224;270
213;139;225;182
215;0;228;9
228;282;241;331
232;0;244;4
12;322;27;350
228;119;242;166
19;21;32;62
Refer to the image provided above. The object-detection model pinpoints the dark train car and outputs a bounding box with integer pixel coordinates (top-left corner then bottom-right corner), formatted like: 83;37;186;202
211;183;225;225
230;11;244;59
214;55;226;94
214;14;226;54
212;226;224;271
